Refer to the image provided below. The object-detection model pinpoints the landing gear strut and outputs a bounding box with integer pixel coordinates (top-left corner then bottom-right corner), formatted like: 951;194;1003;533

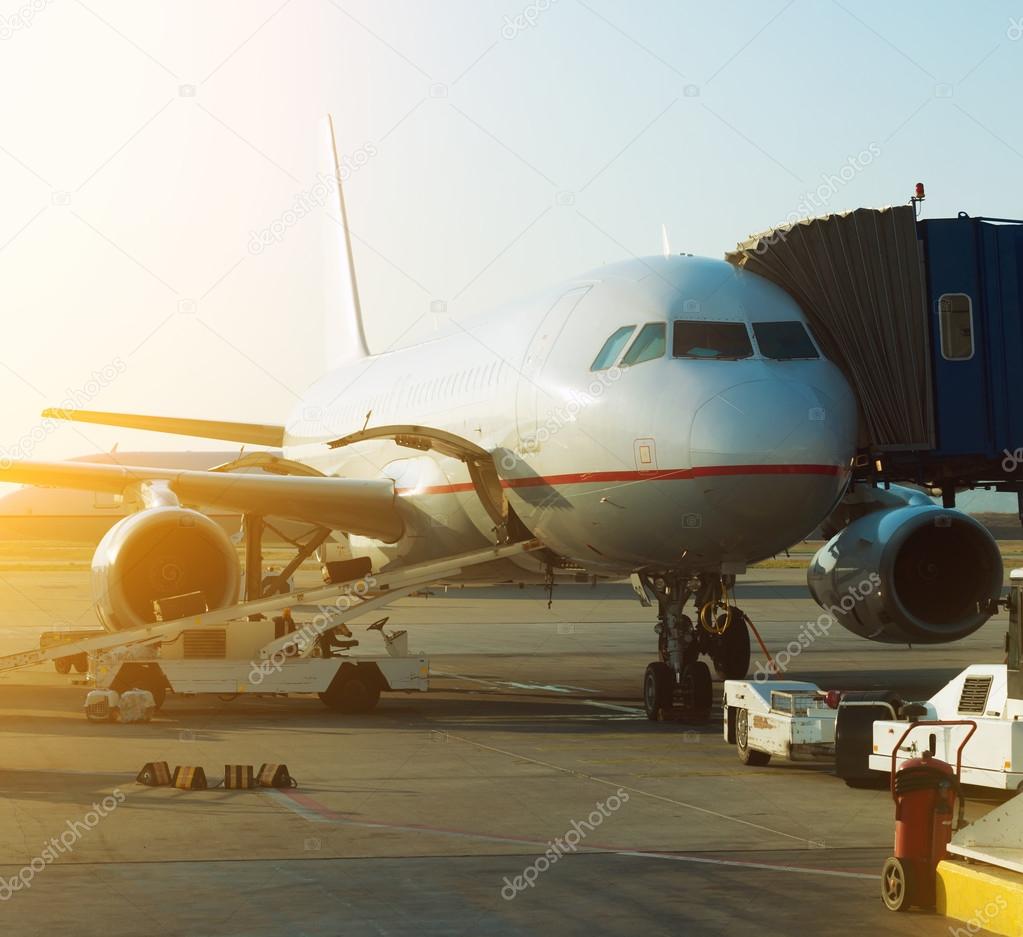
640;572;753;721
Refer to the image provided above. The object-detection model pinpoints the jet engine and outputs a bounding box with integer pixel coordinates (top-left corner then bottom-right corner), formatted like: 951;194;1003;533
91;507;240;632
807;486;1002;644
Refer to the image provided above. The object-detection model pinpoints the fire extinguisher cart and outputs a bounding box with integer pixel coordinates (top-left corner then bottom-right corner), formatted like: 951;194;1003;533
881;720;976;912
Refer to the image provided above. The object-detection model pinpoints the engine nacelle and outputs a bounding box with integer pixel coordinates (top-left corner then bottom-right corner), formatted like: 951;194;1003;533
91;508;240;632
808;498;1002;644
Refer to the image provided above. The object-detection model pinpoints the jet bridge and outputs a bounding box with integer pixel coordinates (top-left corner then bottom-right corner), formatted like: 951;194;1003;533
727;204;1023;505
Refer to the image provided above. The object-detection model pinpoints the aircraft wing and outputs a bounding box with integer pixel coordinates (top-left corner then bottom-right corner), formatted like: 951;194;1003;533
0;460;403;542
41;408;285;447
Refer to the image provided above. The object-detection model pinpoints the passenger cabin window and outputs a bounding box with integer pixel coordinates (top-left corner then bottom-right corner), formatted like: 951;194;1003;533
939;293;974;360
590;325;635;370
621;322;666;366
752;321;819;360
672;321;753;359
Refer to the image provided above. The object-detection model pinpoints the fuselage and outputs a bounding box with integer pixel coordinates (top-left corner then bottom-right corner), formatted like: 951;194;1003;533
282;255;858;579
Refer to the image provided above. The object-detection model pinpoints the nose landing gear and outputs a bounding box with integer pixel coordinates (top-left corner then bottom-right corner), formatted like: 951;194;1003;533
641;573;753;722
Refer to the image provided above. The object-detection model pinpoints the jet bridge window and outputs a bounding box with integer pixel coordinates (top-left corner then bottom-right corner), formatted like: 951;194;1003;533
938;293;974;360
621;322;666;366
672;321;753;359
590;325;636;370
752;321;819;360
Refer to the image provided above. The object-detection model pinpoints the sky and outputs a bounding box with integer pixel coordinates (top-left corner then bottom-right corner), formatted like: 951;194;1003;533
1;1;1021;508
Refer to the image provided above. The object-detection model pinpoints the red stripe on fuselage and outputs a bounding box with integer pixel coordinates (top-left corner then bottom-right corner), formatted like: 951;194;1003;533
398;464;845;496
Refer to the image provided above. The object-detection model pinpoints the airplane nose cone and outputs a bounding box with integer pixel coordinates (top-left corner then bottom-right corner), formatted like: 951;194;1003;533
687;380;854;549
690;379;850;467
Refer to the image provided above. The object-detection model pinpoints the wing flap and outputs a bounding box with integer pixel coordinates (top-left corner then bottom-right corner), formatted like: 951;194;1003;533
0;460;402;542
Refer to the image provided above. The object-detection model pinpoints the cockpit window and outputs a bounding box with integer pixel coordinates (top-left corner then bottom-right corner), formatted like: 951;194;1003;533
672;321;753;359
752;321;819;360
621;322;666;367
590;325;635;371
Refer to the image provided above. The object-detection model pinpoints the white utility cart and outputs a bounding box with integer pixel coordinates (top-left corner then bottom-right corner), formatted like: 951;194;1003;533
723;679;839;765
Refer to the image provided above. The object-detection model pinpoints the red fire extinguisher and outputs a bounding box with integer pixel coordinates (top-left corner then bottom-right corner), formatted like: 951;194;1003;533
881;720;976;911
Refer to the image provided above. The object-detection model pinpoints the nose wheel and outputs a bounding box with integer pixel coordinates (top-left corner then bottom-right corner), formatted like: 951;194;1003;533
641;573;755;724
642;659;714;721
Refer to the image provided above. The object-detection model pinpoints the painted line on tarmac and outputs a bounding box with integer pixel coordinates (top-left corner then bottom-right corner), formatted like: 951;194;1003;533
261;788;565;847
261;788;331;824
430;671;503;689
583;700;644;715
438;732;823;848
260;789;872;879
432;672;600;694
617;850;875;880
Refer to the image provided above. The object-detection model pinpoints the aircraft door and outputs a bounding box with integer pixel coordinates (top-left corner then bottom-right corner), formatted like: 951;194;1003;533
515;286;590;452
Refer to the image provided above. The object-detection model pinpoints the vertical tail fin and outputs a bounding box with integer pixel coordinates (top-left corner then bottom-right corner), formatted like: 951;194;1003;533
321;114;370;366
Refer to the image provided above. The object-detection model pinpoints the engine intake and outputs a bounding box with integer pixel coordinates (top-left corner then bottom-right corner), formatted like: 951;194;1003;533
808;501;1002;644
91;508;240;632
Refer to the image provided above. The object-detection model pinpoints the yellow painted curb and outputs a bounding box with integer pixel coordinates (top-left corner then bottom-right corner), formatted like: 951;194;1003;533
936;860;1023;937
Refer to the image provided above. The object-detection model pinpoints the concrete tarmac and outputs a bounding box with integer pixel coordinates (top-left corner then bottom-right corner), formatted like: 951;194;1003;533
0;560;1011;936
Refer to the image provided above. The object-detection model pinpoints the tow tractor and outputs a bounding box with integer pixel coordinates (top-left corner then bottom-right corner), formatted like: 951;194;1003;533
0;538;542;719
865;568;1023;791
724;569;1023;793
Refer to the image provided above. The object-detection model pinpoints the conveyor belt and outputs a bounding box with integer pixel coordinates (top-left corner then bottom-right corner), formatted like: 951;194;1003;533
0;539;542;674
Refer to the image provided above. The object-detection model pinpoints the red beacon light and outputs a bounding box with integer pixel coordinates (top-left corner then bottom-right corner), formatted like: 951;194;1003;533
914;181;926;200
824;689;843;709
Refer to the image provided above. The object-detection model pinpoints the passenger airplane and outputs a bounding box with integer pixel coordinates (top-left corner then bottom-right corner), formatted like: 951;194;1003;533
1;118;1002;715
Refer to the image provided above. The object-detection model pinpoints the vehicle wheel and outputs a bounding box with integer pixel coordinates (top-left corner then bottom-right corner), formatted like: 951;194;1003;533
680;660;713;715
54;657;72;675
72;654;88;674
736;707;771;766
319;666;381;713
643;662;674;720
881;856;914;911
710;609;751;680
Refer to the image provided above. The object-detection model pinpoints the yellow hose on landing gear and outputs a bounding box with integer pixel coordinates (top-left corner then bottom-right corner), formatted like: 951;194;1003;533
698;581;732;635
699;583;778;675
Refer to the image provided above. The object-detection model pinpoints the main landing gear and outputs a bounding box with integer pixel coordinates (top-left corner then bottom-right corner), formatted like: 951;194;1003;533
640;573;753;722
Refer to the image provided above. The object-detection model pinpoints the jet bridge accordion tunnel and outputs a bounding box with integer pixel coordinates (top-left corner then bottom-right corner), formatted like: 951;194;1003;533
726;205;1023;501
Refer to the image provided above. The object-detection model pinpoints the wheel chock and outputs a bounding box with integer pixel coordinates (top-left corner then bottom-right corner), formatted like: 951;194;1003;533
172;765;208;790
256;763;297;788
224;765;255;789
136;761;172;786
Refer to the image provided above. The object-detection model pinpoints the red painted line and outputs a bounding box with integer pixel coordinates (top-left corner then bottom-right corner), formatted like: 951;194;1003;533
400;464;845;496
